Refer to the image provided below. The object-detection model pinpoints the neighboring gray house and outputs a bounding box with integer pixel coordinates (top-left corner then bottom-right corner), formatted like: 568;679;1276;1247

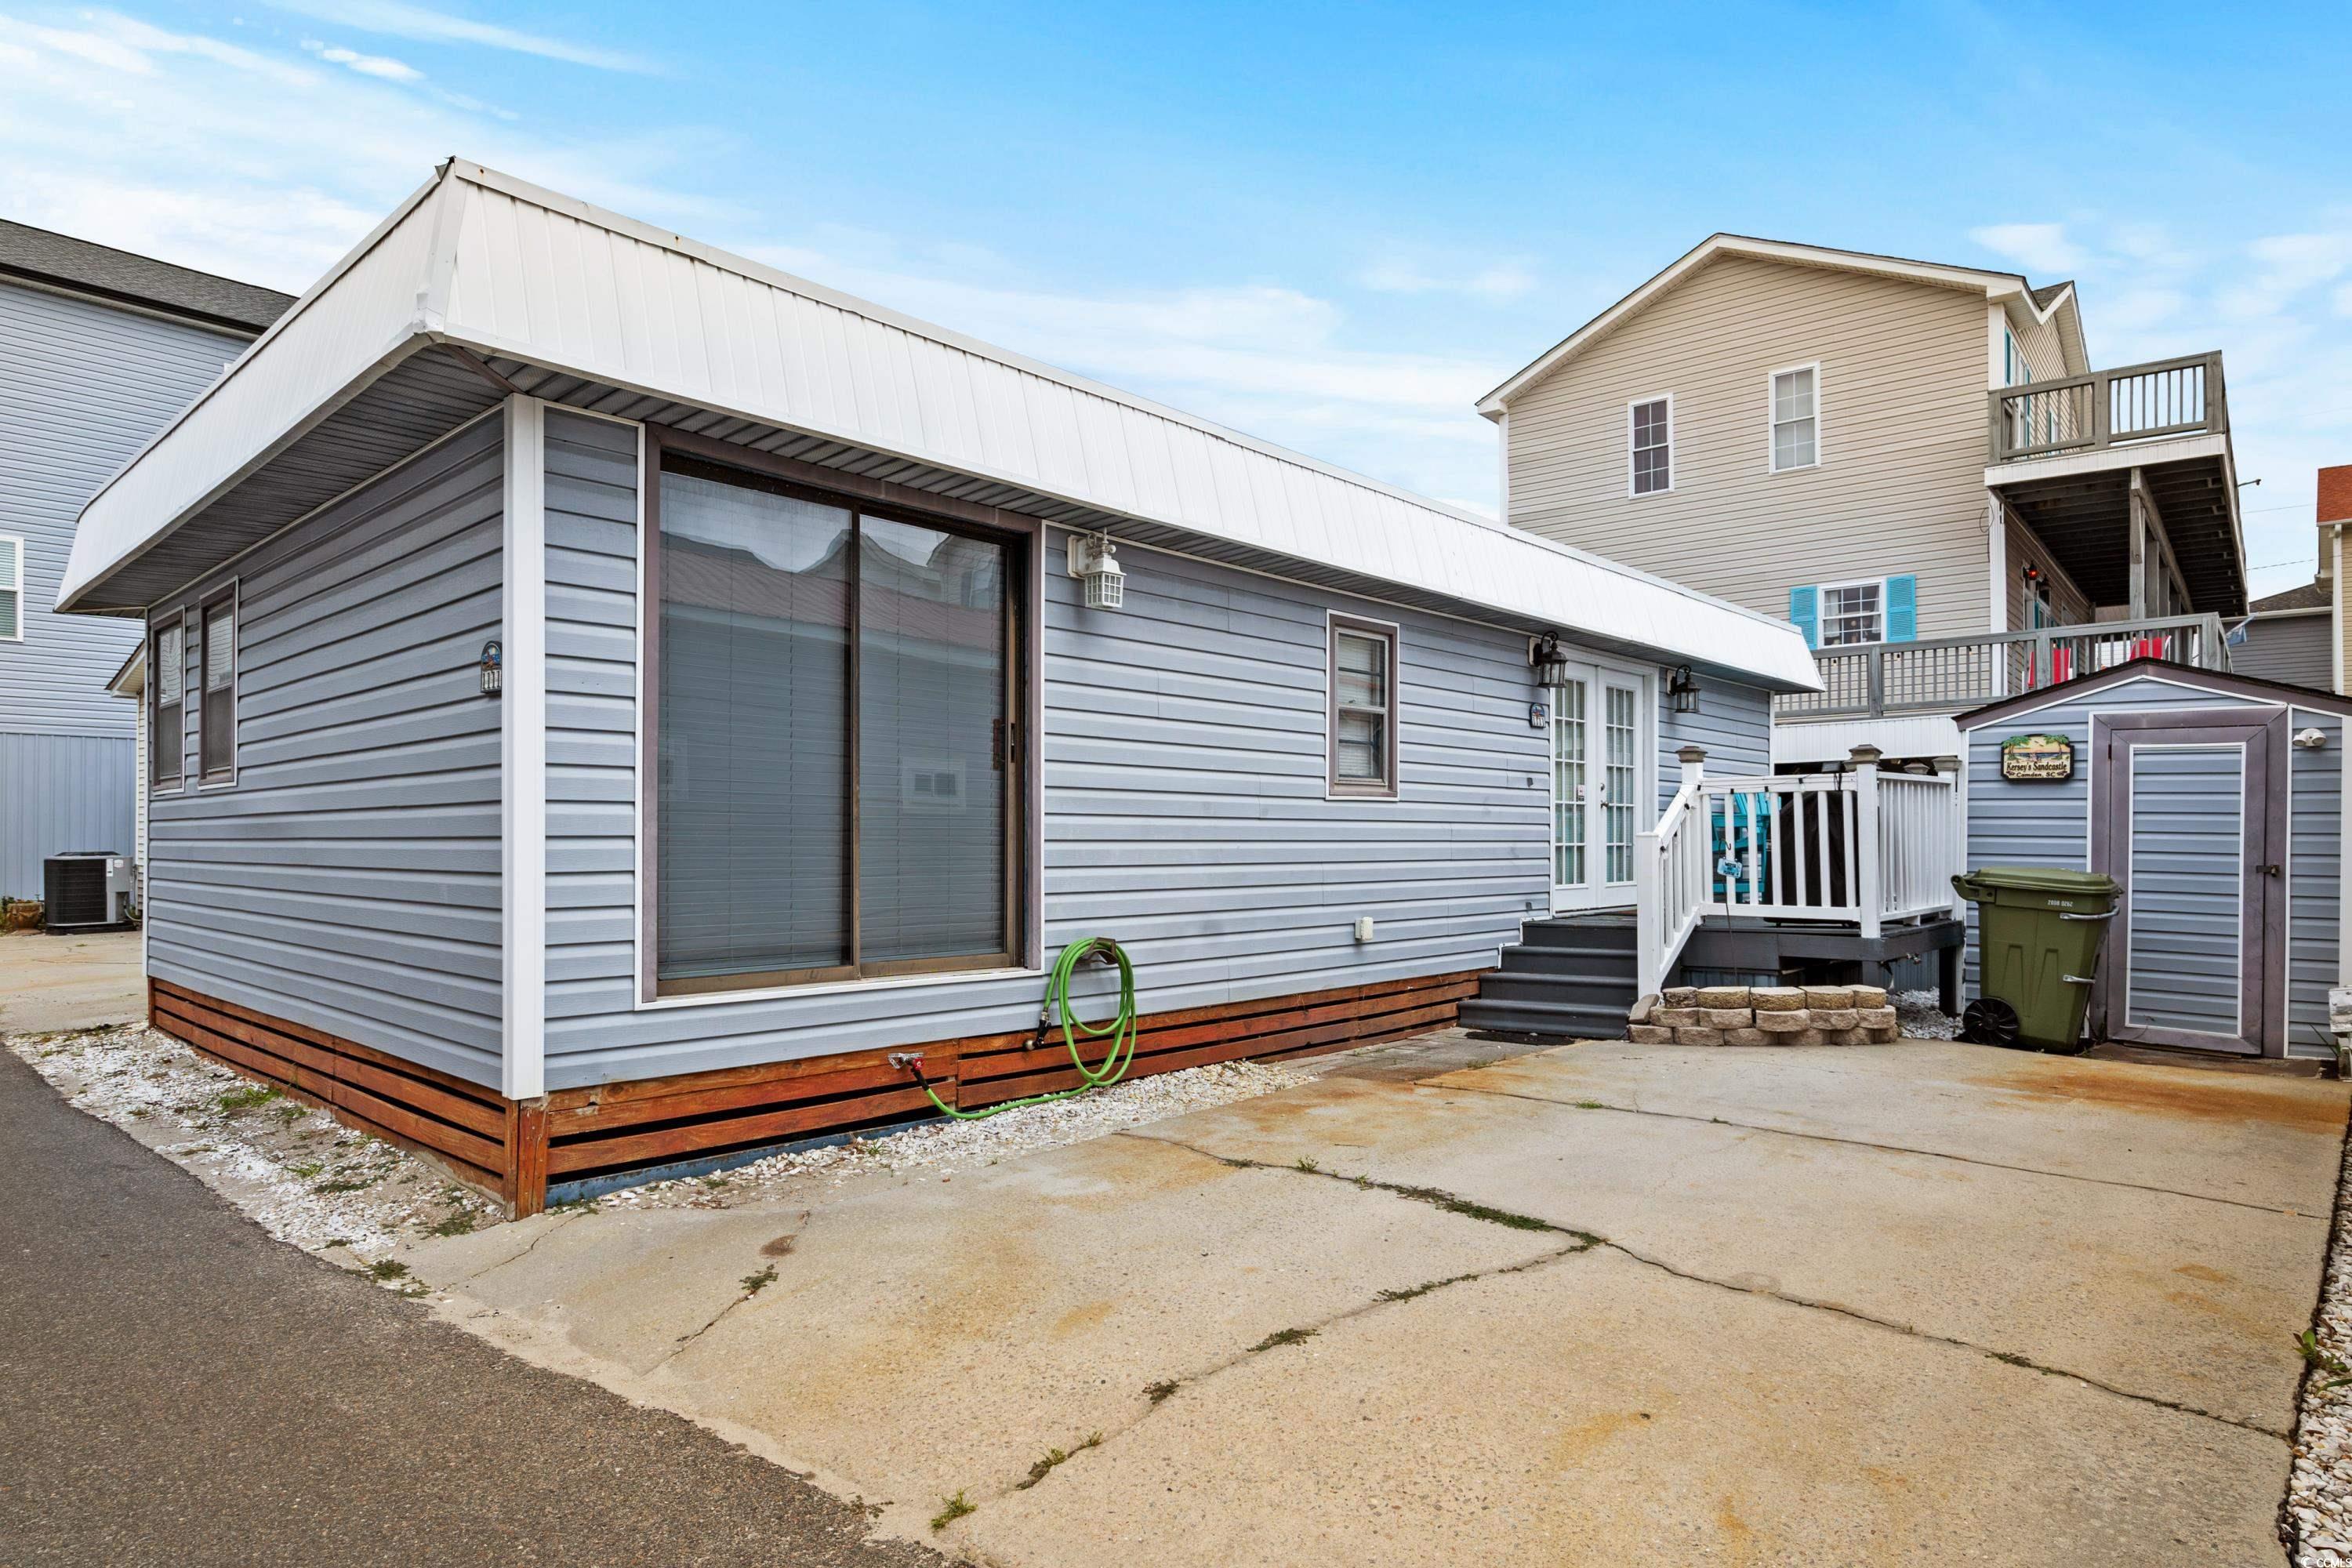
0;223;290;898
2232;579;2332;692
55;162;1818;1213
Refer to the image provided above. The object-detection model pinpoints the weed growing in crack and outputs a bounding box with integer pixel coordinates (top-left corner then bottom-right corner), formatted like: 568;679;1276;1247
1144;1379;1180;1404
931;1491;975;1531
1386;1183;1562;1233
1573;1100;1605;1110
1377;1272;1481;1303
367;1258;411;1282
1248;1327;1317;1352
740;1265;779;1296
1293;1156;1319;1173
1016;1432;1102;1490
2299;1330;2352;1391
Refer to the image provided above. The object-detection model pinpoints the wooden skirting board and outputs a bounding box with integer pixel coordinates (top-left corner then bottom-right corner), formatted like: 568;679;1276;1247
148;968;1483;1218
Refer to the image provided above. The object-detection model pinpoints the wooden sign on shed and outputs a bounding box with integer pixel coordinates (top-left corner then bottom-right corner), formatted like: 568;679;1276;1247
1999;733;2074;782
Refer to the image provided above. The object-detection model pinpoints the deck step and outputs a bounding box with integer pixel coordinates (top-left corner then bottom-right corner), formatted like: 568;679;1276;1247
1516;920;1639;952
1475;973;1638;1009
1456;996;1633;1041
1494;944;1640;978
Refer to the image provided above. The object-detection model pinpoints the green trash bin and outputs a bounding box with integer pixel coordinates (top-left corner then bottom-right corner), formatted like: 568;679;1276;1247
1950;866;2120;1053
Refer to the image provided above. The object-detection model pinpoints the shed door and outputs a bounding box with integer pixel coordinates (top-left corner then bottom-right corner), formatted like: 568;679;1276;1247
2098;721;2276;1054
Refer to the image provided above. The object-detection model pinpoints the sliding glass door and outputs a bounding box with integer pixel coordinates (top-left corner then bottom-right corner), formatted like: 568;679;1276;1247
653;455;1020;995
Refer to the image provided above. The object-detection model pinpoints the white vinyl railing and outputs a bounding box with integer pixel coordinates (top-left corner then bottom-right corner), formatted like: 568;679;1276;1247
1634;748;1963;996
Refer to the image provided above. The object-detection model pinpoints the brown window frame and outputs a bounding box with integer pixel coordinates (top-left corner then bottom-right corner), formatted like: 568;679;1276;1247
640;430;1038;1002
1327;612;1401;800
151;612;184;791
198;583;238;786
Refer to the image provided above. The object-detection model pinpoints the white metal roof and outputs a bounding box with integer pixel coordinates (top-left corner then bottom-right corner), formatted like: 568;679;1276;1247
1477;234;2089;416
60;161;1820;691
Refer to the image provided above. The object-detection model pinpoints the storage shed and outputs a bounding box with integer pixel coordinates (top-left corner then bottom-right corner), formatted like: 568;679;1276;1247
1954;659;2352;1058
54;162;1820;1212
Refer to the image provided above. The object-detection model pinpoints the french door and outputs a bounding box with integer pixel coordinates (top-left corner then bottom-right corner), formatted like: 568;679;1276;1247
1550;662;1652;913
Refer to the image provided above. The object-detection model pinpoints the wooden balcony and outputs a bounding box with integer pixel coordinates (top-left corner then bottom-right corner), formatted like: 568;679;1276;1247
1987;352;2227;464
1773;612;2231;723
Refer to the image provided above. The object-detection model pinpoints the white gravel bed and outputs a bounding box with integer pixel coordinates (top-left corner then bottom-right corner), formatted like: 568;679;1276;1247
1893;989;1962;1040
2286;1128;2352;1566
7;1020;1314;1235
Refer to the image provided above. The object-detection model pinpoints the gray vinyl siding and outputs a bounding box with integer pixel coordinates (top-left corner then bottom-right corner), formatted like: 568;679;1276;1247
0;278;248;735
1503;256;1994;641
2118;744;2245;1036
145;416;505;1084
1;277;249;891
1658;677;1771;811
2234;613;2332;692
0;732;136;895
541;429;1557;1088
2289;709;2343;1051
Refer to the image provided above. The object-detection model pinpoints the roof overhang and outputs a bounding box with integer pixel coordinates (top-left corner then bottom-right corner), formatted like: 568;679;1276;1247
105;642;143;698
1987;434;2247;615
58;161;1822;693
1479;234;2063;416
1951;655;2352;728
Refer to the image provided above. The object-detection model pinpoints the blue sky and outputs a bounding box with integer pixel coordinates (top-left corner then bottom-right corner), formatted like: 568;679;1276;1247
4;1;2348;595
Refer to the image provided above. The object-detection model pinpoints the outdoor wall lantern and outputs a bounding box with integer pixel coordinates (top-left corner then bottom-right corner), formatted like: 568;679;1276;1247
1667;664;1701;713
1530;632;1571;688
480;640;503;699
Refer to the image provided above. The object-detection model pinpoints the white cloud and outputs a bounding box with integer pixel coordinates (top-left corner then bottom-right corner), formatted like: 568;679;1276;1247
266;0;655;73
1359;252;1537;303
300;36;420;81
1969;221;2085;276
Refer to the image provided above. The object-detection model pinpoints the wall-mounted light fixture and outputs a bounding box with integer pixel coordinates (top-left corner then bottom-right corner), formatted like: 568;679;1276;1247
1066;532;1126;610
2296;727;2329;750
480;640;503;698
1530;632;1571;688
1667;664;1700;713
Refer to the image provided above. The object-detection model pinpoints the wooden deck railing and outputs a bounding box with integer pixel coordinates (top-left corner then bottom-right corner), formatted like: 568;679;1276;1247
1635;750;1962;996
1773;612;2229;723
1988;351;2227;464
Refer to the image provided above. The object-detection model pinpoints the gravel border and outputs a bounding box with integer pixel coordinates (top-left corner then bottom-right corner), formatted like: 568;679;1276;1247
2287;1119;2352;1564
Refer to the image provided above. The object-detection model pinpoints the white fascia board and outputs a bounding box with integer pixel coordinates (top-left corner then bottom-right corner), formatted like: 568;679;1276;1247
55;169;456;613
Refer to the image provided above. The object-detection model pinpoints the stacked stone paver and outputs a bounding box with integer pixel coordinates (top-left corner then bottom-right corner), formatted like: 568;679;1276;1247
1629;984;1897;1047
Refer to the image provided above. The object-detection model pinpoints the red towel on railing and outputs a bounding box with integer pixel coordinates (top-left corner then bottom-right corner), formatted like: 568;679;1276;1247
2048;645;2071;684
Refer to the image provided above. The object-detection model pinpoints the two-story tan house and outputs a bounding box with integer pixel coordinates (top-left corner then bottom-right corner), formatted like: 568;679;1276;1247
1479;235;2248;765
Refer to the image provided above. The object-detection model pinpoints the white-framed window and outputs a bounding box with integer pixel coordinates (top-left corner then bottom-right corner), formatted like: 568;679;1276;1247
1328;612;1400;800
151;615;184;789
1818;578;1883;646
198;583;238;786
1627;395;1672;496
1769;362;1820;473
0;535;22;642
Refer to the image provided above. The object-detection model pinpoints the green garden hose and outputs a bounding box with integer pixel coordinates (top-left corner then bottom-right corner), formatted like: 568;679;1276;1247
895;938;1138;1120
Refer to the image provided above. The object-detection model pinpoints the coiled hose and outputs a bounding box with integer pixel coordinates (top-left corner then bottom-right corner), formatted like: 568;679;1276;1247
900;938;1138;1120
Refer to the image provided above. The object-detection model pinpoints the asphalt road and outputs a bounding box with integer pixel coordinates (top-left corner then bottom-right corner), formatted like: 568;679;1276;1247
0;1048;945;1568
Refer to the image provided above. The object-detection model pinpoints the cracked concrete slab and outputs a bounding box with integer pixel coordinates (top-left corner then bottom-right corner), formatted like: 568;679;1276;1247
968;1247;2287;1568
1144;1065;2332;1432
410;1127;1558;1538
407;1036;2341;1564
1424;1038;2349;1213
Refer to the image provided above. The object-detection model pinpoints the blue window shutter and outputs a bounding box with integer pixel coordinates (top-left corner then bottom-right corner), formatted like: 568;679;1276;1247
1788;585;1819;648
1885;575;1918;641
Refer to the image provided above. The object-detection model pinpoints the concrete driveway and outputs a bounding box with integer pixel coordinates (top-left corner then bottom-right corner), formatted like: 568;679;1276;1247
412;1036;2349;1566
0;929;144;1034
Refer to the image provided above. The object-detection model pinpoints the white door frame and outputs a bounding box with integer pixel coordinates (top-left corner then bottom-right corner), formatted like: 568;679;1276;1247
1548;656;1657;913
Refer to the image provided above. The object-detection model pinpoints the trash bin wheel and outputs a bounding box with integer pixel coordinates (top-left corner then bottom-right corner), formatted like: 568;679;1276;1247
1961;997;2022;1048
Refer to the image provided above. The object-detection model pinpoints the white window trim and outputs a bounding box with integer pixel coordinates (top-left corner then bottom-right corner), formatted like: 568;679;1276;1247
1766;360;1823;474
1625;394;1675;499
1816;575;1887;648
196;578;240;789
1325;609;1403;802
151;610;186;794
0;532;23;643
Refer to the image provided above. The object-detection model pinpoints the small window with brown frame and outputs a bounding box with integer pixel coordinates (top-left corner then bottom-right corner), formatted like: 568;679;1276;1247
151;615;183;790
198;586;237;785
1327;613;1400;800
